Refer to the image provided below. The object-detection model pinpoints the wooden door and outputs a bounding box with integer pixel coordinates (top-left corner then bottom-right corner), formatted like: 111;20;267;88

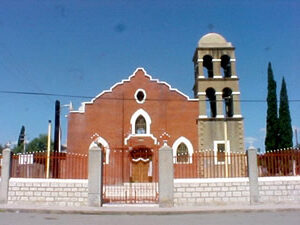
131;161;149;182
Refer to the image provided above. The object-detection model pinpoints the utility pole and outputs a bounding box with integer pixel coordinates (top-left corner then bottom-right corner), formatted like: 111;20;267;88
46;120;52;179
54;100;60;153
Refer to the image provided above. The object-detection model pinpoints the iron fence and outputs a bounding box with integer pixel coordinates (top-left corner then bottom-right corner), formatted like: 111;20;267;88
102;147;159;204
174;150;248;178
11;151;88;179
257;149;300;177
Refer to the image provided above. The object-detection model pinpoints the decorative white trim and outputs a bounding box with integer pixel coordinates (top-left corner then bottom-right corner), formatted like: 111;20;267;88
215;92;223;95
197;92;206;96
9;178;88;183
213;75;223;78
233;114;243;118
172;136;194;164
197;59;203;62
124;108;158;145
230;59;236;62
89;136;110;164
216;115;225;118
71;68;198;113
174;177;249;183
198;76;205;79
198;115;208;119
134;89;146;104
258;176;300;182
130;108;151;134
231;75;238;78
124;134;158;145
214;140;230;165
212;59;221;62
232;92;240;95
132;158;150;162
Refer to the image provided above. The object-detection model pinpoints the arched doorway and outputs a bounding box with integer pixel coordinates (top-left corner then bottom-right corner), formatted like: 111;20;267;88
130;147;152;183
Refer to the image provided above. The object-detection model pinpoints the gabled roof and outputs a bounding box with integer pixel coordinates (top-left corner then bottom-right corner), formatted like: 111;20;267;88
71;67;197;113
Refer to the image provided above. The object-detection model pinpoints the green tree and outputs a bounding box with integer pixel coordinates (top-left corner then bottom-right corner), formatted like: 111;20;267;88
26;134;53;153
0;144;4;154
13;144;24;153
265;62;278;152
17;125;25;146
278;77;293;149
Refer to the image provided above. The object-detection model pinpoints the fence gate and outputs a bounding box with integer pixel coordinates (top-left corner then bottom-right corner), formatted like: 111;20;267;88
102;147;159;204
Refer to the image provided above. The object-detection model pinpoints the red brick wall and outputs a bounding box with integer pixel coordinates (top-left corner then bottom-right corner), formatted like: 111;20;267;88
67;68;198;155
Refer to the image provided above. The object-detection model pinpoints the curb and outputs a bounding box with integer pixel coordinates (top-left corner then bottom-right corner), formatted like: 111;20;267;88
1;205;300;215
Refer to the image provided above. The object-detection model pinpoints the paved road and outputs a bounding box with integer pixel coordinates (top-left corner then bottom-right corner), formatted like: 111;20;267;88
0;211;300;225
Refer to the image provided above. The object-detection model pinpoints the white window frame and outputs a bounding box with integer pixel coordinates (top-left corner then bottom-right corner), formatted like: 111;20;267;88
130;108;151;135
213;140;230;165
134;89;146;104
172;136;194;164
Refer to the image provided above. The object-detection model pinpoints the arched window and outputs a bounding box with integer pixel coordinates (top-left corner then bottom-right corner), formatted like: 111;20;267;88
176;143;189;163
221;55;231;78
172;136;194;164
135;115;146;134
222;88;233;117
203;55;213;78
206;88;216;118
89;136;110;164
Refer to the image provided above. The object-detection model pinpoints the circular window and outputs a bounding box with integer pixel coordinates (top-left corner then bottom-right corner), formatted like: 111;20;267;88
135;89;146;104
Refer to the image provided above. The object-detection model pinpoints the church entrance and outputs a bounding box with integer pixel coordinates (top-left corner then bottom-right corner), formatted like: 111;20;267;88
130;147;152;183
102;146;158;204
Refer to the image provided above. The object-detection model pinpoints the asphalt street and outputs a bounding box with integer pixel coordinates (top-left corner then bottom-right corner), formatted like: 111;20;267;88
0;210;299;225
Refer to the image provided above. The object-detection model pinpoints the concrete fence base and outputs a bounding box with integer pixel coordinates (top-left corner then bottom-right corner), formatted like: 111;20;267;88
174;176;300;206
7;178;88;207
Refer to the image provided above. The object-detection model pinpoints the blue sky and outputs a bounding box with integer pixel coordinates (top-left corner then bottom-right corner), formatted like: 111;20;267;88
0;0;299;151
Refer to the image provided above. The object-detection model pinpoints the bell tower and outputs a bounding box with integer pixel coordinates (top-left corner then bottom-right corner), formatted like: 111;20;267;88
193;33;245;153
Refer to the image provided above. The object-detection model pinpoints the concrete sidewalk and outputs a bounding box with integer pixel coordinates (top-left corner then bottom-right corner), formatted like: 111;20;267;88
1;203;300;215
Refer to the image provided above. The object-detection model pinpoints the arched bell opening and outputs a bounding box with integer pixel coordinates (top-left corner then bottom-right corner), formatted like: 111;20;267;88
203;55;213;78
222;87;234;117
206;87;217;118
221;55;231;78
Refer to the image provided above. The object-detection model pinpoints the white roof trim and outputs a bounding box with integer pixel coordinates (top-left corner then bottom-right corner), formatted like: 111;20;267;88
71;67;197;113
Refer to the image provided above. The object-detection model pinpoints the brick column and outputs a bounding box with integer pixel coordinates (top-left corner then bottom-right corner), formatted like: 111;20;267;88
0;148;12;204
88;145;103;207
247;146;259;204
159;144;174;207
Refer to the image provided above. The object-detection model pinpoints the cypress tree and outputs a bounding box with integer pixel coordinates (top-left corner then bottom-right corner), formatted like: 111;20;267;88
278;77;293;149
17;125;25;146
265;62;278;152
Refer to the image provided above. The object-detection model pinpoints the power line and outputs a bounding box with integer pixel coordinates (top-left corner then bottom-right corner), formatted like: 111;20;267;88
1;90;300;103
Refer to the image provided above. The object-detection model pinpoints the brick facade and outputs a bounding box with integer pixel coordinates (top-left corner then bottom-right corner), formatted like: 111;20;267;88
67;68;198;155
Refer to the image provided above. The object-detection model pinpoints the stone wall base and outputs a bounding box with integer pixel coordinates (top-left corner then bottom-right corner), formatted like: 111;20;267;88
8;178;88;207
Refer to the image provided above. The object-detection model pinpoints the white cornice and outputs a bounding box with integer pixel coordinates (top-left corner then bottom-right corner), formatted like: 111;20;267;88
70;67;198;113
197;92;206;96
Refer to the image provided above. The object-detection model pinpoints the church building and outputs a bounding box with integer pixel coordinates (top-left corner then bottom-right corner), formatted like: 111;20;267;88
67;33;245;181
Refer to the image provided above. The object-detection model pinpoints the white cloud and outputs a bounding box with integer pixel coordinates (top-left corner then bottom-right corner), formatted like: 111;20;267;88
245;137;257;146
259;127;266;133
292;125;300;131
